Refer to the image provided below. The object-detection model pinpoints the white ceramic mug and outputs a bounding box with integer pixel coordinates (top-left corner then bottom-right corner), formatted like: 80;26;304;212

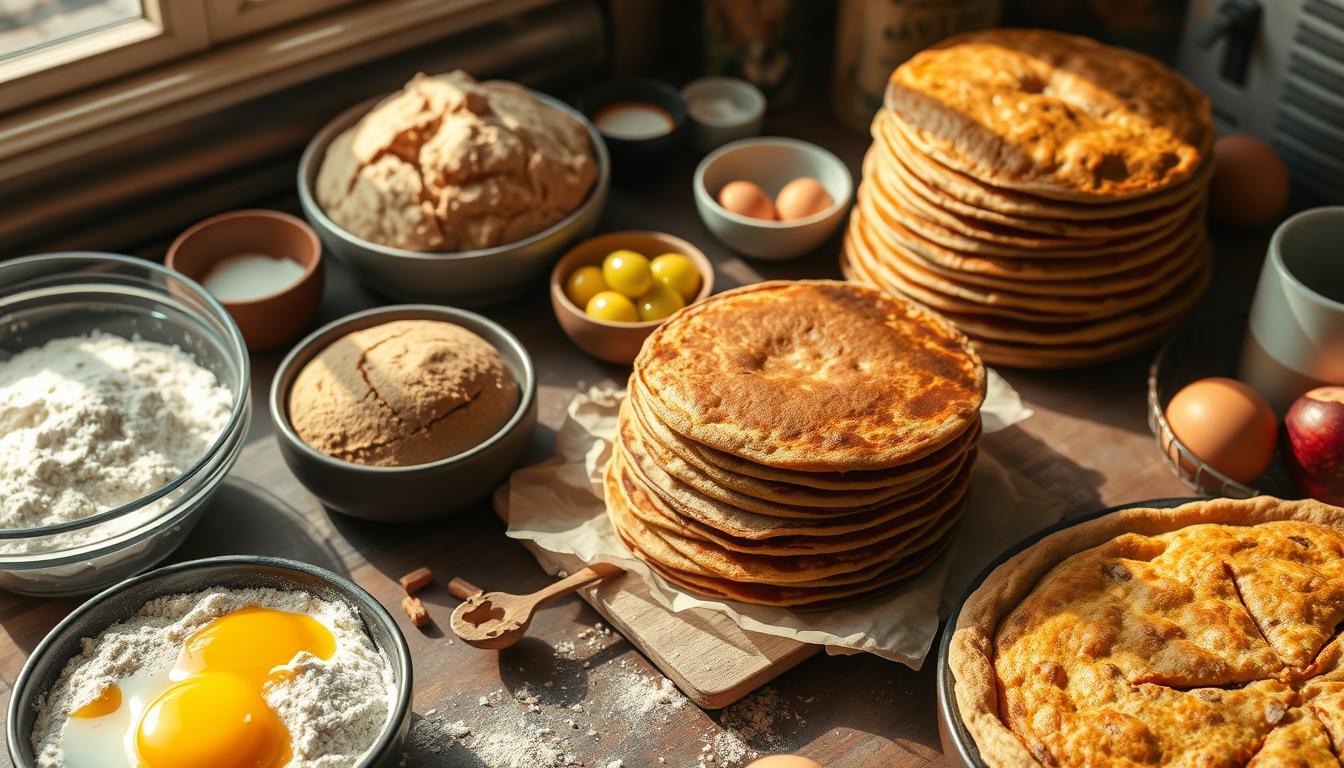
1240;206;1344;413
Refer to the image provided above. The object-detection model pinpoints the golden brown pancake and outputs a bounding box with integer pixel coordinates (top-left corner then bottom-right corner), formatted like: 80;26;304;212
637;376;982;491
616;436;974;541
606;456;966;590
631;530;956;610
860;179;1203;282
886;29;1212;201
846;211;1209;322
875;107;1214;221
607;461;967;585
634;280;985;472
866;169;1198;259
628;383;980;500
611;444;972;556
868;120;1202;239
622;394;975;512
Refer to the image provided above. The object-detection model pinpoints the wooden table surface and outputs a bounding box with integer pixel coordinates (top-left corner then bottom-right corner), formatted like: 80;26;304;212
0;108;1273;767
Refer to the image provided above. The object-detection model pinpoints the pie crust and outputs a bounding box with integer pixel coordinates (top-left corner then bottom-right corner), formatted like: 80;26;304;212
948;497;1344;766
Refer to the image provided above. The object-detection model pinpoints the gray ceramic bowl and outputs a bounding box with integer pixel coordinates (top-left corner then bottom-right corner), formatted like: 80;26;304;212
936;498;1199;767
297;88;610;306
7;556;412;768
271;305;537;521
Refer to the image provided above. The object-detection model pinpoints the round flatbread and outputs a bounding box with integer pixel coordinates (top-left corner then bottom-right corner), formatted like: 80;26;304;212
847;208;1208;321
609;447;969;556
634;280;985;473
625;392;976;510
605;456;967;585
875;108;1213;221
885;29;1212;201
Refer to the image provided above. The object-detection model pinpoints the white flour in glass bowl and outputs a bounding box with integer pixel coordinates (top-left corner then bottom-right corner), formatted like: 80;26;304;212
0;333;233;553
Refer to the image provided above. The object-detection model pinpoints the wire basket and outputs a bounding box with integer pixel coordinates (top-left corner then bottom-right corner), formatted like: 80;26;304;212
1146;314;1294;498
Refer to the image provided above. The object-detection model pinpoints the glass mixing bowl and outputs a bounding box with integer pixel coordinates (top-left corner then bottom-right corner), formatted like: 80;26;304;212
0;254;250;596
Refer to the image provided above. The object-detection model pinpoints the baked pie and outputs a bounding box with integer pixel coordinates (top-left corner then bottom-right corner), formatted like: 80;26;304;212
950;497;1344;766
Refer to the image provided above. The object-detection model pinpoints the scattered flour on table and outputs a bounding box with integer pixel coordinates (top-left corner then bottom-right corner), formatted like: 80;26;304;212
0;333;232;550
405;620;806;767
32;588;395;768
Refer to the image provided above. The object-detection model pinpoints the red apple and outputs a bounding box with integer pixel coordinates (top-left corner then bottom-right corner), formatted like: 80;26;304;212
1285;387;1344;504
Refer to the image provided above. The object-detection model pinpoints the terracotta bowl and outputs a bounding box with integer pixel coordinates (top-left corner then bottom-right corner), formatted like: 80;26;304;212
167;210;324;351
550;231;714;365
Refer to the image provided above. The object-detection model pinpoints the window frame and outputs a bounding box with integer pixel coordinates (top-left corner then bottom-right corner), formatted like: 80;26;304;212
0;0;210;112
203;0;363;43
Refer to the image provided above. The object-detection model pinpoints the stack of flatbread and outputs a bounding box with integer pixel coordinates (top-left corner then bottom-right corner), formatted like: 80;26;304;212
841;29;1215;369
606;280;986;608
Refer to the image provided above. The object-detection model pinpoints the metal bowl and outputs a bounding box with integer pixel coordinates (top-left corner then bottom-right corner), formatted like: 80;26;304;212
0;254;251;596
936;498;1201;767
7;556;412;768
297;87;610;306
271;304;537;521
1147;314;1294;498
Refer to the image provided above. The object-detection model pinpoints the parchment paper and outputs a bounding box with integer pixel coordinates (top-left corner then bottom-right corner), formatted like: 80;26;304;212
502;370;1060;667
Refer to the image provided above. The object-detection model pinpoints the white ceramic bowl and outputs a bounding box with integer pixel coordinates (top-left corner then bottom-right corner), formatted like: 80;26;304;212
693;137;853;261
680;77;766;153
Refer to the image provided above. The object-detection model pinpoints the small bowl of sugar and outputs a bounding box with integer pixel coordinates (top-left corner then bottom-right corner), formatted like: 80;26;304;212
168;209;324;351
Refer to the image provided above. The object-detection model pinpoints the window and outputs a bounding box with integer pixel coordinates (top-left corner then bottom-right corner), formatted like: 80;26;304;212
1;0;145;57
0;0;208;110
0;0;428;112
0;0;572;245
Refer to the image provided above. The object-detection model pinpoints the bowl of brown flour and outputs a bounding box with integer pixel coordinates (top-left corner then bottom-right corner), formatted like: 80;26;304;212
270;304;536;521
0;254;250;596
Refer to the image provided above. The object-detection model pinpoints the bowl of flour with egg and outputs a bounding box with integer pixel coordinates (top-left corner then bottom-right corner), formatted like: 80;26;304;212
8;555;412;768
0;254;250;596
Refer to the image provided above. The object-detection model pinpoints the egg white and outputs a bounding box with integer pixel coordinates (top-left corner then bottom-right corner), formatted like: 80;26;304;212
58;664;173;768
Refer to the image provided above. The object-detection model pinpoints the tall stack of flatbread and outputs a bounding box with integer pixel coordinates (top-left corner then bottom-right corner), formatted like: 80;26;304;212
841;29;1215;369
605;280;986;608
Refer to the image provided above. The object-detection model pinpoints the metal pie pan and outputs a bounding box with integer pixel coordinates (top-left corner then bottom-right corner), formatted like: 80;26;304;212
936;497;1202;767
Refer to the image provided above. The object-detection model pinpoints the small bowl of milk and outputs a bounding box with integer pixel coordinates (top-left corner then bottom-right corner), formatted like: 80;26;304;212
579;79;687;181
167;210;324;351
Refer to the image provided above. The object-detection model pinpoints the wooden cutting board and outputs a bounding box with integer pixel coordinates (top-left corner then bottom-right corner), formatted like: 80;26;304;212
496;503;818;710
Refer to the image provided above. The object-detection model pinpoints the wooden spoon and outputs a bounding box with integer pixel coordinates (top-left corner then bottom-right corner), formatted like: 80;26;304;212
449;562;624;649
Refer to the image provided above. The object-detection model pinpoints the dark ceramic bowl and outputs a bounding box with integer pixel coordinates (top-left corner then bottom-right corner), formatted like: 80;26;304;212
8;556;412;768
579;79;687;181
936;497;1202;767
271;305;537;521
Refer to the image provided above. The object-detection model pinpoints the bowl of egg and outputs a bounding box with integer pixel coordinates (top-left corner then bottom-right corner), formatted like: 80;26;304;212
9;555;411;768
551;231;714;365
693;137;853;260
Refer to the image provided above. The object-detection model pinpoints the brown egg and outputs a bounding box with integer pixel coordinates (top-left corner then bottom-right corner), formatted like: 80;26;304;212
746;756;825;768
1165;377;1277;484
1210;134;1289;229
717;180;777;220
775;177;835;221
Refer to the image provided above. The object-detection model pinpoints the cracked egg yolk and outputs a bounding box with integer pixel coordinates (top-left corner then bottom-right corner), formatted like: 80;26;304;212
63;606;334;768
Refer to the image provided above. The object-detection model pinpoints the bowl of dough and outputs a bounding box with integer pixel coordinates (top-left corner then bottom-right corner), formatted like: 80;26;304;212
0;253;251;597
298;71;610;306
